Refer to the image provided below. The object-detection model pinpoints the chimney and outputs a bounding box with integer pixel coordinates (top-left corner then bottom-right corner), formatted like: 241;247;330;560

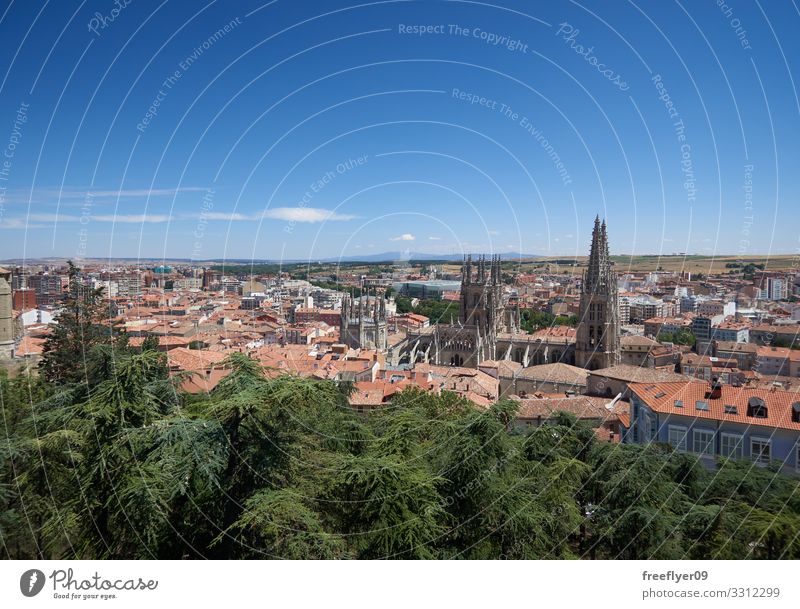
707;376;723;400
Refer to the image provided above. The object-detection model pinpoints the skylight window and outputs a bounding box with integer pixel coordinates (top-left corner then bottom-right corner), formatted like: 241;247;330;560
695;400;709;411
724;404;738;415
655;391;666;399
674;400;683;408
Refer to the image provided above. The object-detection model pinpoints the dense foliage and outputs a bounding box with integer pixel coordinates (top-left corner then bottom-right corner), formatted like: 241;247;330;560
395;297;459;324
520;309;579;333
4;350;800;559
657;329;697;347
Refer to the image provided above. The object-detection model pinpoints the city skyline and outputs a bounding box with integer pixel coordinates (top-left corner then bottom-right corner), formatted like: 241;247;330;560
0;2;798;259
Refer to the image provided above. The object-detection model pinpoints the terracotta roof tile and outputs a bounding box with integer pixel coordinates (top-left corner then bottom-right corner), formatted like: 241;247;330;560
630;380;800;432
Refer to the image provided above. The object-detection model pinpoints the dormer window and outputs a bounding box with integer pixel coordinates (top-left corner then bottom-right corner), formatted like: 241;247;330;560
747;397;768;419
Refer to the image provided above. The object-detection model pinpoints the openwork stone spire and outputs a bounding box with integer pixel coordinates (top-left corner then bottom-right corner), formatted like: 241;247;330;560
576;216;620;371
584;215;613;294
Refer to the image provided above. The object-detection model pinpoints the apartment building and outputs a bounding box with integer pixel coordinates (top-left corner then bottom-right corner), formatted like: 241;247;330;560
626;380;800;475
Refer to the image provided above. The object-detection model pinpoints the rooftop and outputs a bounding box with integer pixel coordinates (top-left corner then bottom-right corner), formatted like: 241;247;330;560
630;380;800;432
589;364;689;384
508;362;589;385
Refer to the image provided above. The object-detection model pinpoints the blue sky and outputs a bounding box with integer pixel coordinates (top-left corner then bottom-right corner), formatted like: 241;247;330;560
0;0;798;261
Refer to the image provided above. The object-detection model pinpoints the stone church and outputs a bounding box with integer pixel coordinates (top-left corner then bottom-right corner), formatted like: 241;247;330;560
392;218;621;371
339;290;388;350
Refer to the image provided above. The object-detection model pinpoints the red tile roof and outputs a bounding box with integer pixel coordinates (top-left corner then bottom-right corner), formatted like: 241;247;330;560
630;380;800;432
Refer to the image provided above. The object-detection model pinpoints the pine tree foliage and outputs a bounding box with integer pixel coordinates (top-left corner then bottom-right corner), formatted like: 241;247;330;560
4;336;800;559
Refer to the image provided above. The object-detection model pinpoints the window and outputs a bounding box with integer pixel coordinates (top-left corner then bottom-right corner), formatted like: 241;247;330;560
723;404;737;415
668;426;687;452
796;444;800;473
747;397;768;418
721;433;744;459
674;399;683;408
695;400;709;411
693;429;715;456
751;438;771;465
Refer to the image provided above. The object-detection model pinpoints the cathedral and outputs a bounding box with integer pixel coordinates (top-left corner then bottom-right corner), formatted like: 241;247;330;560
393;218;620;371
396;255;520;367
339;290;388;350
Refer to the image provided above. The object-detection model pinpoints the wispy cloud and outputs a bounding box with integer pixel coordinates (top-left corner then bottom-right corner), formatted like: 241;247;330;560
197;212;251;221
92;214;172;223
0;186;206;205
0;213;172;227
29;213;79;222
428;236;441;240
192;208;356;223
261;207;356;222
86;187;206;198
391;233;415;241
0;218;49;229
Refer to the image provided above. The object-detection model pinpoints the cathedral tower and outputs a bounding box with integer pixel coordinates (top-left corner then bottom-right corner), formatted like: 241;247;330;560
575;217;620;370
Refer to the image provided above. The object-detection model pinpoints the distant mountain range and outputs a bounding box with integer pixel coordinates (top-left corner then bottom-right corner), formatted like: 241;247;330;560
316;251;540;263
0;252;540;265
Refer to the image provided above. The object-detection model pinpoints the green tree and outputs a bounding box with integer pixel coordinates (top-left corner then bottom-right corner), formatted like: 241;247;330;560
39;261;126;386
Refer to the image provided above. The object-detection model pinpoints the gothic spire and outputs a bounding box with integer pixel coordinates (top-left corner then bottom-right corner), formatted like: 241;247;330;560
585;216;612;293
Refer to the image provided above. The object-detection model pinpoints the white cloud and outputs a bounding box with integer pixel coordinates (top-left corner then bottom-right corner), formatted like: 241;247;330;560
1;213;173;227
391;233;415;241
92;214;171;223
428;236;441;240
29;213;79;222
488;230;500;236
197;212;251;221
0;187;207;205
261;207;355;222
0;218;47;229
86;187;206;198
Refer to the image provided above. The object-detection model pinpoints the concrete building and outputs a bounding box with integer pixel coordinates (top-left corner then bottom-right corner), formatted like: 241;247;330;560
766;276;789;301
392;279;462;300
696;300;736;318
12;288;37;310
756;346;794;378
713;322;749;344
27;273;63;306
692;316;713;343
115;274;143;298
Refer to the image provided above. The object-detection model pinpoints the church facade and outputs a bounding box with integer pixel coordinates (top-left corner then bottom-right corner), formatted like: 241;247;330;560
339;291;388;350
396;255;574;368
392;218;620;371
